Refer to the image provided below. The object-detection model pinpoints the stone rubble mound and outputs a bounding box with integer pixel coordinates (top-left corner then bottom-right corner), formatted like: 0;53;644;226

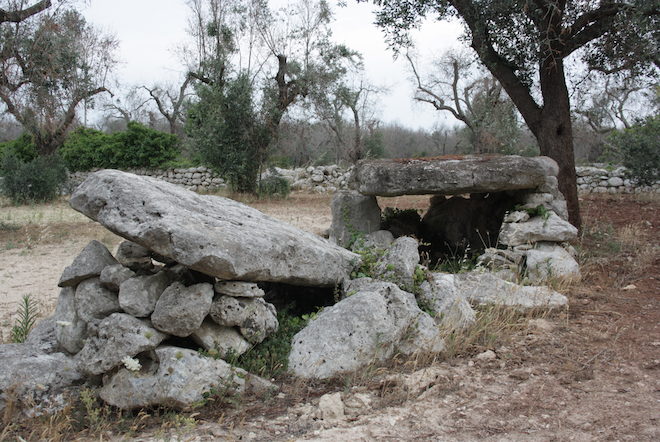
56;238;276;411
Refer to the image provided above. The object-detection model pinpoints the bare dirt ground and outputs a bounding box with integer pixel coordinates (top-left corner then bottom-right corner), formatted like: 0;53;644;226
1;192;660;441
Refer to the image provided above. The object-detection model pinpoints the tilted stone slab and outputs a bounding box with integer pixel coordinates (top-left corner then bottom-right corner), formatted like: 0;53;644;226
418;273;476;331
351;155;551;196
69;170;358;287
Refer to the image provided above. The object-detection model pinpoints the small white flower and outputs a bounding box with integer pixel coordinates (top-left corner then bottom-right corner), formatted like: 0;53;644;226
121;356;141;372
56;321;72;327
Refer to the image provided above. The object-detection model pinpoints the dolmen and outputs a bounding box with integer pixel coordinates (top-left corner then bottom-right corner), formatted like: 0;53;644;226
0;159;576;414
331;155;580;284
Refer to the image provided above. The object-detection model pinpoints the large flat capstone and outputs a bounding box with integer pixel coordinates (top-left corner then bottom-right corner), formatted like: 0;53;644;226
351;155;552;196
69;170;358;286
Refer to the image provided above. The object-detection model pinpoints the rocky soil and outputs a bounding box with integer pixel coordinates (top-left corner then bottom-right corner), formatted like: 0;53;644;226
1;192;659;441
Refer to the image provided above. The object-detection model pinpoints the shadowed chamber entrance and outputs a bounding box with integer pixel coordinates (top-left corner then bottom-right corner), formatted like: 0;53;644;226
383;191;517;266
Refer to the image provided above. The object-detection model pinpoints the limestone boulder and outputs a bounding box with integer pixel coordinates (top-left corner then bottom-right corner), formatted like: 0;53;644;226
456;272;568;311
118;271;173;317
151;282;214;337
99;346;273;411
397;310;445;356
288;282;430;379
209;296;278;344
525;242;581;284
74;313;167;375
58;240;118;287
74;277;121;324
418;273;476;330
329;190;381;247
498;212;578;246
190;319;251;357
374;236;420;287
351;155;550;196
100;264;136;291
53;287;88;354
0;343;85;411
351;230;395;252
24;317;60;354
69;170;358;287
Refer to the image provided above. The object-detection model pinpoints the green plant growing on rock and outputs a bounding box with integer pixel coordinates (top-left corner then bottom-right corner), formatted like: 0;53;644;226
205;307;307;380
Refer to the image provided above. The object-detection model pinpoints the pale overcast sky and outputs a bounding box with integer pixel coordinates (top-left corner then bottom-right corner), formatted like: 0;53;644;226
81;0;463;131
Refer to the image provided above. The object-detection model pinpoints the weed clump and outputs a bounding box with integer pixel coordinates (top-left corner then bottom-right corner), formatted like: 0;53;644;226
10;294;39;343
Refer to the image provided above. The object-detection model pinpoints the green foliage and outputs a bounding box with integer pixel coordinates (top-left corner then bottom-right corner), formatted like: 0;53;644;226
1;151;69;204
608;116;660;186
218;308;307;379
0;9;119;155
10;295;39;343
258;169;291;199
60;122;180;172
0;134;38;163
514;203;550;220
187;73;267;193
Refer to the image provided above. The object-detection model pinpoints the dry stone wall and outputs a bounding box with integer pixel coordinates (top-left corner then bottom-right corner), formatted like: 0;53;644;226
69;165;353;193
577;165;660;194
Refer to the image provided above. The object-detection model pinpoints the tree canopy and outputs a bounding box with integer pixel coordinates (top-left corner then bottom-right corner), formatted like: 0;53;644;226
371;0;660;229
0;4;119;155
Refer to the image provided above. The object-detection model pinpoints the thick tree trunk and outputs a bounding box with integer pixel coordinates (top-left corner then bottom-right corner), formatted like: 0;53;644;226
538;59;582;230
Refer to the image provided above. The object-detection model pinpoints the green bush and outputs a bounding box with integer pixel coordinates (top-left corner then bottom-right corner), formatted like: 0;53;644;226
1;151;69;204
60;122;181;172
608;116;660;186
0;133;39;163
258;169;290;199
187;73;264;193
59;127;111;172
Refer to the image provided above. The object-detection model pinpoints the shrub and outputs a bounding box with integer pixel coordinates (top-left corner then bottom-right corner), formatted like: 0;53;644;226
608;116;660;186
60;122;181;172
187;73;265;193
0;151;69;204
258;169;290;199
59;127;111;172
0;133;38;163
